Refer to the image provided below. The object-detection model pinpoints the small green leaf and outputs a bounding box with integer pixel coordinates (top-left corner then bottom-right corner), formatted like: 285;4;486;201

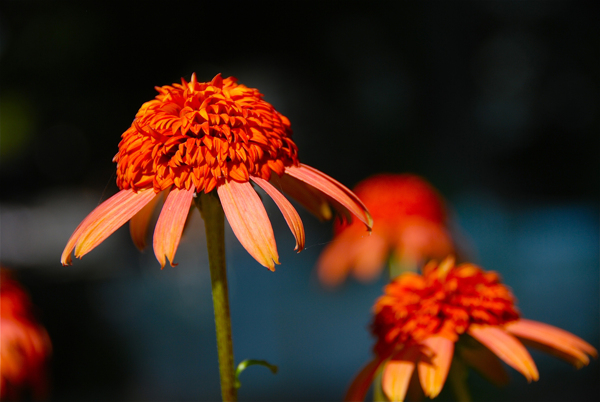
235;359;278;389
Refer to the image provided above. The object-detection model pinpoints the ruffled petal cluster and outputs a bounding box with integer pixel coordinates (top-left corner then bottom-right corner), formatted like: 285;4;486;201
372;258;519;355
114;73;298;193
1;268;52;401
62;74;372;269
345;258;597;401
318;174;453;286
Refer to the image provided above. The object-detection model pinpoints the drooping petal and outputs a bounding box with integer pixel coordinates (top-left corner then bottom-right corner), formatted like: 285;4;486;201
129;189;163;250
316;227;363;287
382;346;421;402
269;172;332;221
61;189;158;265
217;180;279;270
344;356;386;402
457;337;509;386
153;186;195;268
417;336;454;398
505;319;597;368
351;231;389;283
468;324;539;382
251;176;305;252
284;164;373;230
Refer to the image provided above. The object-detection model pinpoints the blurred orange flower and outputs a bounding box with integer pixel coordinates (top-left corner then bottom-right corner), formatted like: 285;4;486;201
61;74;372;270
345;258;597;402
1;268;52;401
317;174;453;286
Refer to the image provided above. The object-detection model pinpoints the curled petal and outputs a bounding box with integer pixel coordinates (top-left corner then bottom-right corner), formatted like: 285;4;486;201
269;172;332;221
153;186;195;268
382;346;421;402
284;164;373;230
505;319;597;368
344;356;386;402
129;190;163;250
458;337;509;386
217;180;279;270
251;176;305;252
418;336;454;398
61;189;158;265
468;324;539;382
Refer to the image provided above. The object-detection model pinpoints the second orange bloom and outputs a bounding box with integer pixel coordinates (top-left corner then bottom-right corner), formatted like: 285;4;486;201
318;174;454;286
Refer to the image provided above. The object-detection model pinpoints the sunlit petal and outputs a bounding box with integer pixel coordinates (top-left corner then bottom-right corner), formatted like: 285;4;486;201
251;176;305;252
129;189;164;250
418;336;454;398
344;356;386;402
217;180;279;270
505;319;597;368
382;346;421;402
61;189;158;265
469;324;539;382
285;164;373;230
153;186;195;268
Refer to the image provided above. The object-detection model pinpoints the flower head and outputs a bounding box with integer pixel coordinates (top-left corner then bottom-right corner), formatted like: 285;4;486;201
318;174;453;286
346;258;597;401
61;74;372;270
1;268;52;401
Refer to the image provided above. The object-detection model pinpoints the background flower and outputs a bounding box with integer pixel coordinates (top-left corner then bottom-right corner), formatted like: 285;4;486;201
1;268;52;401
318;173;454;286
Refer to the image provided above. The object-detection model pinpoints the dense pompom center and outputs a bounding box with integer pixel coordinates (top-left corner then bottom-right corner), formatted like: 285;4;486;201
114;74;299;193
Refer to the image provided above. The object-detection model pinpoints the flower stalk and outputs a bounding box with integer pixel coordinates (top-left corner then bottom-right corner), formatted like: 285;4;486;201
197;192;237;401
449;358;471;402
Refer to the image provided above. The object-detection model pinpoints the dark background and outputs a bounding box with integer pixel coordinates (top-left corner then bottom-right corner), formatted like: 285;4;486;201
1;1;598;401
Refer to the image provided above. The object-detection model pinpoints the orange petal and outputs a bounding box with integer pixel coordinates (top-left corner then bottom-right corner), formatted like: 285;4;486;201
382;346;421;402
316;228;362;287
284;164;373;230
61;189;158;265
351;231;389;283
418;336;454;398
217;180;279;270
344;356;386;402
251;176;305;252
457;337;509;386
153;186;195;268
468;324;539;382
129;190;163;250
505;319;597;368
269;172;332;221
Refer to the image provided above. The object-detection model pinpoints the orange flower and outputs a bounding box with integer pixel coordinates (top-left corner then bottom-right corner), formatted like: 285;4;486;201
61;74;372;270
345;258;597;402
1;268;52;401
317;174;453;286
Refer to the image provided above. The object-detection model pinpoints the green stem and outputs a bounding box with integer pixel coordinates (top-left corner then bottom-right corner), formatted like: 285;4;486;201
197;192;237;401
449;358;471;402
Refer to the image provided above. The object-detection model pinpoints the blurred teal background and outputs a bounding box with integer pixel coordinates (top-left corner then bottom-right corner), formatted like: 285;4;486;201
1;1;598;401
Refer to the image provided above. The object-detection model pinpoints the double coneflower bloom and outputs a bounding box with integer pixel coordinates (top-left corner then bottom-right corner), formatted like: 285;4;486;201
1;268;52;401
345;258;597;401
61;74;372;269
318;174;453;286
